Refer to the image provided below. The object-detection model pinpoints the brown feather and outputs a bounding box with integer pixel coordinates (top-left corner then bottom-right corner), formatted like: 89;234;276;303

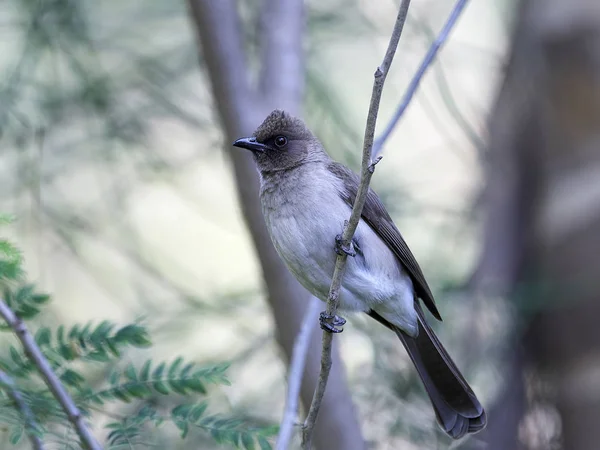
368;305;486;438
327;161;442;320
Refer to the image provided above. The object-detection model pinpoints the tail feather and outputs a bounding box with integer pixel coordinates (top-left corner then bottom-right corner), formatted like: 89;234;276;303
368;304;486;439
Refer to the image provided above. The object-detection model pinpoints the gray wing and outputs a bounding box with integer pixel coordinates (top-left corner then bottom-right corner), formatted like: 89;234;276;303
328;162;442;321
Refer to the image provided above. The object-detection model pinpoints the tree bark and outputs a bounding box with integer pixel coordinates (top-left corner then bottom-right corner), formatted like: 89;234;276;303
186;1;365;449
474;1;600;449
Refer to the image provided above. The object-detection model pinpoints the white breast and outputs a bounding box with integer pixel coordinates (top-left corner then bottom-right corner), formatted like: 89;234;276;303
260;163;417;336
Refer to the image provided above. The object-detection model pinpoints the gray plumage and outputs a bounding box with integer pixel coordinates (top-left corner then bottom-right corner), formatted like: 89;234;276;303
233;109;486;439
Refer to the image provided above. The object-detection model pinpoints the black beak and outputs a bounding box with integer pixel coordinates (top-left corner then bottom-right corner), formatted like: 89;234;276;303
232;137;268;153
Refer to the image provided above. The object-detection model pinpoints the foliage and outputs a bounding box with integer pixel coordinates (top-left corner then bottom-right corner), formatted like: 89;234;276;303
0;229;276;449
0;216;23;284
172;403;277;449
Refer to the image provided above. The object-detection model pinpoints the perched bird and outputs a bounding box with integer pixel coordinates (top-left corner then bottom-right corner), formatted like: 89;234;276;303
233;110;486;439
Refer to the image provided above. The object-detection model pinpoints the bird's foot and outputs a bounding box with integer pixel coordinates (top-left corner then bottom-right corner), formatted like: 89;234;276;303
319;311;346;333
335;234;356;257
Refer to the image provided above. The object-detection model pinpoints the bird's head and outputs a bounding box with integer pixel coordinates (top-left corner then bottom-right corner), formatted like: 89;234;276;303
233;110;326;173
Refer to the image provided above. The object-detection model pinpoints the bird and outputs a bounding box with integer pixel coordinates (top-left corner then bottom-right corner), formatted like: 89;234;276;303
232;109;486;439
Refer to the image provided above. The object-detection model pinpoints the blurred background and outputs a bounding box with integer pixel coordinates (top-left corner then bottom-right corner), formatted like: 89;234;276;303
1;0;599;449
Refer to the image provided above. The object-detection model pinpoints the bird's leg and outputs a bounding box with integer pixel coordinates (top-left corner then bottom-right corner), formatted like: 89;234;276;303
319;311;346;333
335;234;356;257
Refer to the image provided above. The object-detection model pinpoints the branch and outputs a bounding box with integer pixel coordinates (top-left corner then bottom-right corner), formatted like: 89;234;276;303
259;0;305;109
0;369;45;450
186;0;255;132
373;0;470;157
0;300;102;450
301;1;412;448
276;297;320;450
189;2;365;448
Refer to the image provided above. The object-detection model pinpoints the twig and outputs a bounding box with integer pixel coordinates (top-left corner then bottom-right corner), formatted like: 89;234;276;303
301;1;412;448
0;369;45;450
373;0;470;157
0;300;102;450
276;297;320;450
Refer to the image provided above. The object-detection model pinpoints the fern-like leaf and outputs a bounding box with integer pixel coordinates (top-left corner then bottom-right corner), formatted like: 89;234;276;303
172;403;277;450
85;359;230;405
105;405;161;449
0;217;24;282
1;284;50;321
1;322;151;385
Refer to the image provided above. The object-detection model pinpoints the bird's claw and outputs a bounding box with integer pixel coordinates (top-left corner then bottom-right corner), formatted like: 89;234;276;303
335;234;356;257
319;311;346;333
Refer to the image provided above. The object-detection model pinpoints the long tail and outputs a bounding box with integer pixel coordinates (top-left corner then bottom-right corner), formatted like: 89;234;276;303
368;304;486;439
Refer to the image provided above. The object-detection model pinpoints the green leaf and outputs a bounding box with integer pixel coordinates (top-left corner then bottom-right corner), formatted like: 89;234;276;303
189;403;207;421
169;357;183;378
180;362;194;378
152;380;170;395
86;349;110;362
57;325;66;346
140;360;151;381
112;388;131;403
9;426;23;445
114;324;151;348
9;346;23;366
241;432;256;450
258;436;272;450
152;362;166;380
176;421;189;439
109;370;120;386
35;327;51;347
15;284;35;304
124;364;138;382
187;377;206;394
31;293;50;305
60;368;85;388
124;382;152;398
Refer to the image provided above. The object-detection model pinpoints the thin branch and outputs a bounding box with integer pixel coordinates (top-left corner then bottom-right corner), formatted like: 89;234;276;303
373;0;470;157
301;1;412;448
276;297;320;450
411;16;485;153
0;369;45;450
0;300;102;450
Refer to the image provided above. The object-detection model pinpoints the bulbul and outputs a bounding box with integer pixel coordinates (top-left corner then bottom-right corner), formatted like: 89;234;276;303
233;110;486;439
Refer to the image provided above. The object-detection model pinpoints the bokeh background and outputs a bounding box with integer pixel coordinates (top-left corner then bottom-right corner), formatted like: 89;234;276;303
2;0;599;449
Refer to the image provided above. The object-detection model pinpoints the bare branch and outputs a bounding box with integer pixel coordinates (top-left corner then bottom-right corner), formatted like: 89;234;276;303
0;300;101;450
301;1;412;448
259;0;305;110
188;2;365;449
373;0;470;157
0;369;45;450
276;297;320;450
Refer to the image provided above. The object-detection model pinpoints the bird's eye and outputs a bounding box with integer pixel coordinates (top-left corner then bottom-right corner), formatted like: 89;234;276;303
274;136;287;147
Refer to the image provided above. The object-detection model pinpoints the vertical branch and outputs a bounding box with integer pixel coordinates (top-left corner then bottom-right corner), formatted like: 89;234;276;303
0;300;102;450
276;297;320;450
186;0;255;131
188;1;366;449
475;1;600;448
259;0;305;110
0;369;45;450
301;1;412;448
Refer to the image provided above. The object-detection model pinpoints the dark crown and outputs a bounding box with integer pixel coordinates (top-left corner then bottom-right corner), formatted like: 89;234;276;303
253;110;312;142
